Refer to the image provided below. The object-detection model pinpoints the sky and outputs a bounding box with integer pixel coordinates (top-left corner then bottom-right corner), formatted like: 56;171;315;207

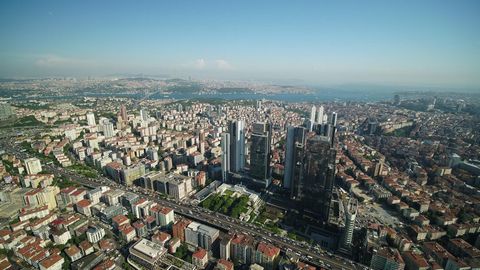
0;0;479;89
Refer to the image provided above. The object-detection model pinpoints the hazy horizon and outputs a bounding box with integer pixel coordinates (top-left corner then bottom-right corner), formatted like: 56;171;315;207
1;0;479;89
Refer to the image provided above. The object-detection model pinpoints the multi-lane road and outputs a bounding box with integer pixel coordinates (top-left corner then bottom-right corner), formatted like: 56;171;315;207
0;136;367;270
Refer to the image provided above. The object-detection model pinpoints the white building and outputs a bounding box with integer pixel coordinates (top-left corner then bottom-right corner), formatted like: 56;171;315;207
86;112;96;126
24;158;42;175
52;229;71;245
128;238;167;269
86;226;105;243
221;133;230;182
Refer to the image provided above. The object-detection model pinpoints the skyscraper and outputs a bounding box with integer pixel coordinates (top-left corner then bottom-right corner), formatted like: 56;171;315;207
341;198;358;249
86;112;96;126
295;135;336;222
283;126;306;189
316;105;324;124
330;112;338;147
331;111;337;127
309;106;316;132
229;120;245;172
221;133;231;182
140;108;149;121
120;105;128;122
250;122;272;187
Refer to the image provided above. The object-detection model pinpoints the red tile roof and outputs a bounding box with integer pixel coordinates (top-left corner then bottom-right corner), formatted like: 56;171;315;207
257;242;280;258
217;259;234;270
112;215;129;225
160;207;173;215
39;254;63;269
64;245;81;257
79;240;92;251
192;248;207;260
76;199;91;208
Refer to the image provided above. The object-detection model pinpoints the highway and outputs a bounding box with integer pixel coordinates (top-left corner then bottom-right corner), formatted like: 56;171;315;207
0;137;367;270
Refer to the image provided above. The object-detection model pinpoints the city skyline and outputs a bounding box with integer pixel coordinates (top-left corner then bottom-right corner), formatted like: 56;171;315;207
0;0;479;89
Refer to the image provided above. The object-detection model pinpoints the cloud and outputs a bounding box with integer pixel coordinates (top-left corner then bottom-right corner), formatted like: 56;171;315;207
184;58;233;71
215;59;233;70
193;58;206;69
35;54;95;68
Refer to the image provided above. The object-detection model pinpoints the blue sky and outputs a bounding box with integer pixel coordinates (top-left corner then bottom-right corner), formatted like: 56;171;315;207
0;0;479;88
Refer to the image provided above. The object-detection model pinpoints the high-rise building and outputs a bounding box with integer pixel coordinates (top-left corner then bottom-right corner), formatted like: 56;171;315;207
294;135;336;222
185;222;220;250
341;198;358;249
140;109;149;121
256;100;262;110
316;105;324;124
120;105;128;122
198;129;206;153
221;133;231;182
250;122;272;187
101;121;115;138
309;106;316;131
220;236;232;260
229;120;245;172
330;112;338;147
86;112;96;126
370;247;405;270
283;126;306;189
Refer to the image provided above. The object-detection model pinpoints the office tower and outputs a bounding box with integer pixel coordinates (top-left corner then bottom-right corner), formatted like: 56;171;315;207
331;112;337;126
229;120;245;172
140;108;149;121
283;126;306;189
330;112;338;147
177;103;183;112
341;198;358;249
185;222;220;250
250;122;272;187
298;135;336;222
24;158;42;175
316;105;324;124
86;112;96;126
120;105;128;122
309;106;316;131
221;133;231;182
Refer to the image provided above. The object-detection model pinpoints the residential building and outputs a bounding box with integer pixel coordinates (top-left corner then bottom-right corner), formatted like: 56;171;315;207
193;248;208;269
86;226;105;243
24;158;42;175
370;247;405;270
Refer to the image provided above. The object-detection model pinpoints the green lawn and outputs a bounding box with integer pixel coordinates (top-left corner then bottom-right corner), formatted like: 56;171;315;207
11;115;45;127
200;193;250;218
69;163;98;178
